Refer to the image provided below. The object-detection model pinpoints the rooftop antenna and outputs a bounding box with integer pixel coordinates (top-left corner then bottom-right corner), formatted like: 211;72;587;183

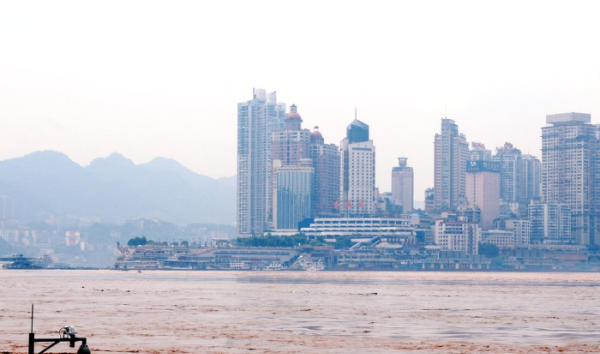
355;107;357;120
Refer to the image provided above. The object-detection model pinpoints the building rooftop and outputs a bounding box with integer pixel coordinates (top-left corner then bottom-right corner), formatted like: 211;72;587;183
546;112;591;125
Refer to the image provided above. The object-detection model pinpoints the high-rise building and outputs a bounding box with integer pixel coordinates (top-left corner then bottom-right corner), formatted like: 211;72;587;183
541;112;600;244
466;160;501;230
271;104;311;166
273;159;314;230
493;142;522;203
434;118;469;211
470;142;492;161
341;117;376;216
347;112;369;143
237;89;286;237
528;203;571;244
310;127;340;217
521;154;542;203
391;157;414;213
270;104;312;225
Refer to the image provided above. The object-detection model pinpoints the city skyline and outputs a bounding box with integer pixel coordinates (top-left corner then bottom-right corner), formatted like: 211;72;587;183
1;2;600;202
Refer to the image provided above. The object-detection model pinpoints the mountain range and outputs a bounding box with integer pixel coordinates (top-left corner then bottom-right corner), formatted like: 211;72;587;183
0;151;236;225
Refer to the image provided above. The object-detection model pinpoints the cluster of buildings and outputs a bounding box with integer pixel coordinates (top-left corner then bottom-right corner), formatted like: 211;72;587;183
238;89;408;236
429;113;600;254
237;89;390;237
237;89;600;258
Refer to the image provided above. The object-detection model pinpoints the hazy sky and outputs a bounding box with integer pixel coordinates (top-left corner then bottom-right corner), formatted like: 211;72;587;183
1;1;599;201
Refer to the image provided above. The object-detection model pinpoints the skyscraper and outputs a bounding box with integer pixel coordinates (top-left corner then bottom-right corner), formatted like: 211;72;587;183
347;112;369;143
237;89;286;237
341;117;376;216
541;112;600;245
310;127;340;217
434;118;469;211
521;154;541;203
271;104;311;166
493;142;522;203
391;157;414;213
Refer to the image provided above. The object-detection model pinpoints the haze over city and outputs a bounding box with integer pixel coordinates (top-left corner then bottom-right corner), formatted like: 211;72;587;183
2;1;600;198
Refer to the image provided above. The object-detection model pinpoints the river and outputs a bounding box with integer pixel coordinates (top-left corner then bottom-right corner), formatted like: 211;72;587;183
1;270;599;353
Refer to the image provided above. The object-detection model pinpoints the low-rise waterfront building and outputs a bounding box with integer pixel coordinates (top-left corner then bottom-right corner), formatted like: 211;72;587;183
300;217;417;240
434;215;480;255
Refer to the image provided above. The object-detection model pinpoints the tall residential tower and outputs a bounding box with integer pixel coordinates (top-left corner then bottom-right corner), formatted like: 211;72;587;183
541;112;600;245
310;127;340;217
237;89;286;237
434;118;469;211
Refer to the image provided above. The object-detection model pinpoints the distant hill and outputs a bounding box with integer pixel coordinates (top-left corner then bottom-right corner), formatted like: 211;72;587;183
0;151;236;225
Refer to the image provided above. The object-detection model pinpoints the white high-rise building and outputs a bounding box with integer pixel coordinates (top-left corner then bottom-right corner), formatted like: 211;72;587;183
434;118;469;211
340;118;376;216
541;112;600;245
237;89;286;237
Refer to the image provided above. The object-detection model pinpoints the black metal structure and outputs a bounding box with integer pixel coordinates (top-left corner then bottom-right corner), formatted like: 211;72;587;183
28;305;91;354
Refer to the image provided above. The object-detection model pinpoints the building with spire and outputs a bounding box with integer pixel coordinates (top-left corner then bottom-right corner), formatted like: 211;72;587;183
340;113;376;216
347;110;369;143
434;118;469;211
237;89;286;237
391;157;414;213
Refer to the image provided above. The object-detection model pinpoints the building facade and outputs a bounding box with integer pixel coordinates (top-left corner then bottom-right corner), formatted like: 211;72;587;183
521;154;542;203
541;112;600;244
493;142;522;203
505;219;531;246
310;127;340;217
237;89;286;237
465;160;500;230
273;159;314;230
340;118;376;216
470;142;492;161
481;230;515;249
434;118;469;211
434;216;480;255
391;157;414;213
271;104;311;166
528;203;571;244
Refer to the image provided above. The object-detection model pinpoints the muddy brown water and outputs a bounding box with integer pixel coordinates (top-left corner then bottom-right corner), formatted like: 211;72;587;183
1;270;599;353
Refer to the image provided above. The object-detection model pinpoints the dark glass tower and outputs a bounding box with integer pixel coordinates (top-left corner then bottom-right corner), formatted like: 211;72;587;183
347;110;369;143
